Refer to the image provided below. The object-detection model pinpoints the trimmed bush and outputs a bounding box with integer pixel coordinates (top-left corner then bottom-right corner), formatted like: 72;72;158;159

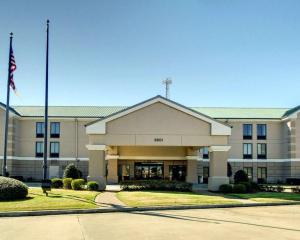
219;184;233;193
276;186;284;193
291;187;300;193
0;177;28;200
63;178;73;189
120;180;192;192
234;170;249;184
249;182;261;192
71;179;85;190
233;184;247;193
87;181;99;191
239;181;252;192
51;178;63;188
63;164;80;179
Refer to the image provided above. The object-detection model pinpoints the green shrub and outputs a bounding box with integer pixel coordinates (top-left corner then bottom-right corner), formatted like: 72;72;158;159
63;164;80;179
239;181;251;192
71;179;85;190
120;180;192;192
63;178;73;189
291;187;300;193
219;184;233;193
51;178;63;188
233;184;247;193
276;186;284;193
234;170;249;184
0;177;28;200
250;182;261;192
87;181;99;191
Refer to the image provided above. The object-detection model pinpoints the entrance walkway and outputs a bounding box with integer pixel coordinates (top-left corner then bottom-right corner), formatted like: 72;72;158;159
95;192;126;209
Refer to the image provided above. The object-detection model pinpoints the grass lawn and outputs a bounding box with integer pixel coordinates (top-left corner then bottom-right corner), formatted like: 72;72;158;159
0;188;100;212
117;191;240;207
227;192;300;203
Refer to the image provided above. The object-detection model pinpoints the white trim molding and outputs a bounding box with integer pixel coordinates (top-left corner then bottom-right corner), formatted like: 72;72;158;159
86;144;106;151
228;158;300;163
86;96;231;136
209;146;231;152
106;155;119;160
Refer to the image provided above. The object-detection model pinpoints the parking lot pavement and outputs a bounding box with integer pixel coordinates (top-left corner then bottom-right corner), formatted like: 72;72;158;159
0;205;299;240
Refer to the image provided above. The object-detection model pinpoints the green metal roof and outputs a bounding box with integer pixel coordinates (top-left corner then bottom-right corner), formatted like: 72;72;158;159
191;107;289;119
12;106;127;118
11;105;290;119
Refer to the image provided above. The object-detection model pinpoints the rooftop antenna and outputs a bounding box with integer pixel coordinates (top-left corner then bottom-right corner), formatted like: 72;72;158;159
162;78;172;99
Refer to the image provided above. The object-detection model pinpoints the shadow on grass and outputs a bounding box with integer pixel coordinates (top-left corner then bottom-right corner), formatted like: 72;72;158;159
0;196;34;202
223;192;300;202
30;192;98;206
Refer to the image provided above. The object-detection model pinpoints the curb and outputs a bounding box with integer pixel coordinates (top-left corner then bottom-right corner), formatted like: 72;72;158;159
0;201;299;218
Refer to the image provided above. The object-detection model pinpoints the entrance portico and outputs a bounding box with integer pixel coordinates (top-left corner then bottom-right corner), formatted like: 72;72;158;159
85;96;231;191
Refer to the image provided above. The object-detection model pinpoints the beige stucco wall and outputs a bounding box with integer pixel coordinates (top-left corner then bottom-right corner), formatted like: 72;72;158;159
223;120;286;159
118;146;188;157
13;118;93;158
88;102;228;147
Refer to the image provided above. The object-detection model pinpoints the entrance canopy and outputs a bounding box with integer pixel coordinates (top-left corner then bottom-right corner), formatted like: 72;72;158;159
86;95;231;147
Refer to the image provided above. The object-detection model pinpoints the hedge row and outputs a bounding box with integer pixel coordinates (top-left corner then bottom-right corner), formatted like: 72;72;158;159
120;180;192;192
219;182;260;194
51;178;99;191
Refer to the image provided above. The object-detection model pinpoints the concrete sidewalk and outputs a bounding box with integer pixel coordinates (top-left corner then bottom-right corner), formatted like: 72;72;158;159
1;206;300;240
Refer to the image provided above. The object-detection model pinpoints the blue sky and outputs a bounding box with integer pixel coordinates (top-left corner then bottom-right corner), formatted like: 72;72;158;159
0;0;299;107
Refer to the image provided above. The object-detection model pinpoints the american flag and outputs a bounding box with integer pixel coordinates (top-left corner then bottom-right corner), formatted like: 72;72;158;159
9;48;17;91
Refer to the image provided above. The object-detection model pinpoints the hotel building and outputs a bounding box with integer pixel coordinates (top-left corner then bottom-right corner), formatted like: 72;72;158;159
0;95;299;190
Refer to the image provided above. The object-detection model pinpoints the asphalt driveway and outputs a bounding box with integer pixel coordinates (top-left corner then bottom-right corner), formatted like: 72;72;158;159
0;205;299;240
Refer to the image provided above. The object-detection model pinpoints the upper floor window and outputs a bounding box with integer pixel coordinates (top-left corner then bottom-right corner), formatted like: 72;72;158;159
243;167;253;180
257;124;267;140
50;142;60;158
35;141;44;157
201;147;209;159
257;143;267;159
243;143;252;159
36;122;44;138
243;124;252;140
50;122;60;138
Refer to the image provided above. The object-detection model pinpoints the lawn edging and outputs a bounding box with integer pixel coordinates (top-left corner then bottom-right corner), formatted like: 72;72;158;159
0;201;300;218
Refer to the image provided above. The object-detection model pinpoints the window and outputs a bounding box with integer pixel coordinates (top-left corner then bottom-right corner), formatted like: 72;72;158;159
36;122;44;138
257;143;267;159
243;124;252;139
201;147;209;159
257;124;267;140
50;122;60;138
243;167;253;180
243;143;252;159
257;167;267;183
35;142;44;157
50;142;60;158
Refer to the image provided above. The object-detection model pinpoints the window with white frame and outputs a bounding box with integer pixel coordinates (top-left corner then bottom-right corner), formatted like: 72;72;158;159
50;142;60;158
243;143;252;159
35;141;44;157
257;143;267;159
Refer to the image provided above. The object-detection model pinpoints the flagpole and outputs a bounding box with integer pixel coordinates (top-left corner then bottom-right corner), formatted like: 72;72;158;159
43;20;49;180
2;33;13;177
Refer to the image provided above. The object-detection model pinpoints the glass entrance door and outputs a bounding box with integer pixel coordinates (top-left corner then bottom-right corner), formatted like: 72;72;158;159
134;163;163;180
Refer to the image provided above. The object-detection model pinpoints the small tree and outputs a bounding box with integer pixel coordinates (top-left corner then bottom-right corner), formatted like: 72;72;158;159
234;170;249;184
63;163;80;179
